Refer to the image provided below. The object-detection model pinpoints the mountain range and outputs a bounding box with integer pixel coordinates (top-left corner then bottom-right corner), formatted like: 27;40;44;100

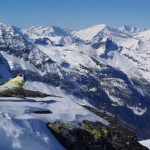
0;22;150;140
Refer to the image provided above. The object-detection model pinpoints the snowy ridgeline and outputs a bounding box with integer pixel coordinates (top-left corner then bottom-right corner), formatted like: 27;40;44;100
0;22;150;82
0;82;109;150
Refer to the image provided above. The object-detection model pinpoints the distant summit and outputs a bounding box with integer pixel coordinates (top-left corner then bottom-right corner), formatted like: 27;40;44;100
118;25;145;33
74;24;109;41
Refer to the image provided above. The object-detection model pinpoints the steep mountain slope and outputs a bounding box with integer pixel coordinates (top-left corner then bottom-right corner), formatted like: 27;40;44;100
74;24;130;42
0;22;150;140
0;77;147;149
22;26;82;46
0;95;107;150
0;93;147;150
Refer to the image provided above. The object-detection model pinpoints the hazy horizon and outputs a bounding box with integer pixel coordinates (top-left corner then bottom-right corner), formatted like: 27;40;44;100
0;0;150;30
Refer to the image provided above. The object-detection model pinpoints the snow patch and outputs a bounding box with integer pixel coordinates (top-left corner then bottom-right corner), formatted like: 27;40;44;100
139;139;150;149
127;105;147;116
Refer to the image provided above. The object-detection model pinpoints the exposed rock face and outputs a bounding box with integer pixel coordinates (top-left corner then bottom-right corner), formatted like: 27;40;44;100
47;122;115;150
0;88;57;98
47;106;148;150
83;106;148;149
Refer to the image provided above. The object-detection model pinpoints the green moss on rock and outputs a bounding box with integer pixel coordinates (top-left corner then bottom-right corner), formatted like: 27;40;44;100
91;129;101;139
48;121;75;133
47;121;115;150
102;127;108;137
48;124;60;133
81;122;109;140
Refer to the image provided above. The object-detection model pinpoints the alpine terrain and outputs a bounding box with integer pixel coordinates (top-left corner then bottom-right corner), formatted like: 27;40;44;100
0;22;150;149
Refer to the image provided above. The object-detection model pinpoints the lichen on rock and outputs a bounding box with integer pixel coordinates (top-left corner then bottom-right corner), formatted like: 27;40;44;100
47;106;148;150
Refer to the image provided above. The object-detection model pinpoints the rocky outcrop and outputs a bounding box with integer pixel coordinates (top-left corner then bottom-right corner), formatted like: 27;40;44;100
47;106;148;150
0;88;59;98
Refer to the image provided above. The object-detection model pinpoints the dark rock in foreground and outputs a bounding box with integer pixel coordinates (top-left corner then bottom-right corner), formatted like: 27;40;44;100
47;106;148;150
83;106;148;150
0;88;59;98
47;121;115;150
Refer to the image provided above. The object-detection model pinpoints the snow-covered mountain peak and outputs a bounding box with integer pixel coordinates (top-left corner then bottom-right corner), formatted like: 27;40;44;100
0;22;6;27
134;29;150;42
0;22;14;30
74;24;109;41
0;23;13;32
88;24;107;30
23;25;71;38
0;22;11;28
22;25;83;46
82;24;107;31
118;25;145;33
74;24;132;42
0;23;21;37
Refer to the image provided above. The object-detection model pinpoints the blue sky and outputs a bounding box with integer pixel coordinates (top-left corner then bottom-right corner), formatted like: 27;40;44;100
0;0;150;29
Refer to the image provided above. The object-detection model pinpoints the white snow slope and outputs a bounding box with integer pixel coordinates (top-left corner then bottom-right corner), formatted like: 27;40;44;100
0;82;108;150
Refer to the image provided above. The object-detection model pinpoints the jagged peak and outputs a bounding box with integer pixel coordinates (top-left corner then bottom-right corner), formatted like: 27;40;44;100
0;22;5;26
118;25;145;33
74;24;112;41
0;22;11;30
79;24;109;32
24;25;71;37
0;22;16;28
0;22;21;36
26;25;67;32
88;24;108;30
